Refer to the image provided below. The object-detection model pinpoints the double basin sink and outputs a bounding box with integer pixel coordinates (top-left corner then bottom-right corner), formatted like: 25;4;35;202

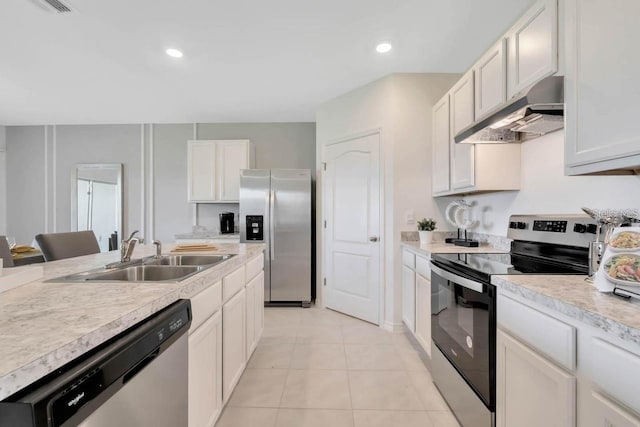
48;255;234;283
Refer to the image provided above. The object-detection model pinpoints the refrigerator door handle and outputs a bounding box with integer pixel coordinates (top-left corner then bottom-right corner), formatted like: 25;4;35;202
270;189;276;260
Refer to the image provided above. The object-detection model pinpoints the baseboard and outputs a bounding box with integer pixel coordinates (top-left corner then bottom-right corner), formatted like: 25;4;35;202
382;320;404;333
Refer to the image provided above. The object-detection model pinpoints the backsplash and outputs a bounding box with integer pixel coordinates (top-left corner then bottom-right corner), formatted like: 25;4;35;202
400;230;511;251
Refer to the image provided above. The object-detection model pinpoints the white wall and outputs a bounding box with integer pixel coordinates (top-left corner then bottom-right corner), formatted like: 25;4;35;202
0;125;6;235
316;73;458;330
435;131;640;236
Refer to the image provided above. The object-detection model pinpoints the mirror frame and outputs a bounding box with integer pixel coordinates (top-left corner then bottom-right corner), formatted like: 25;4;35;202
70;163;123;244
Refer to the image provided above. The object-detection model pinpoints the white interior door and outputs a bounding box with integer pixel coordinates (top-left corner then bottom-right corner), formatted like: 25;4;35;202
324;133;381;325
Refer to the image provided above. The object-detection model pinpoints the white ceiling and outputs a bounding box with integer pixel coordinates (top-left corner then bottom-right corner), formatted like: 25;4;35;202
0;0;534;125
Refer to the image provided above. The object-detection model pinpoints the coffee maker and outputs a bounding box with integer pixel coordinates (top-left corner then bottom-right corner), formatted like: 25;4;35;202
219;212;235;234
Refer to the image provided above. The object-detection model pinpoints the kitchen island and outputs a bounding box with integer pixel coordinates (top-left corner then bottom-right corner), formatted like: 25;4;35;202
0;242;265;402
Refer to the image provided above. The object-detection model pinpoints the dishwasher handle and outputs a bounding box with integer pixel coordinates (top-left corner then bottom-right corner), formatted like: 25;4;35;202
123;348;160;385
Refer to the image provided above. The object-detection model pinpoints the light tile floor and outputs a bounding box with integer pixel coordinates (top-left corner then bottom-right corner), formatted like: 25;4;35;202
216;306;460;427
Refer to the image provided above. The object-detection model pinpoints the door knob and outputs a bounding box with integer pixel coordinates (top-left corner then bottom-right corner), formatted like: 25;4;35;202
369;236;379;242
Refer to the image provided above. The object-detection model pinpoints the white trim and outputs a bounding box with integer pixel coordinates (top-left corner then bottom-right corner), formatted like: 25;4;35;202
52;125;57;232
320;127;385;327
44;126;49;233
383;320;404;333
149;124;155;241
192;123;198;226
140;124;145;240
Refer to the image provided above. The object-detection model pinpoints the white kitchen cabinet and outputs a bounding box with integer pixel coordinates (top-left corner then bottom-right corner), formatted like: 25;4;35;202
402;266;416;332
507;0;558;99
415;274;431;357
432;94;451;195
245;273;257;359
564;0;640;175
222;287;246;402
189;310;223;427
450;70;476;191
474;39;507;120
187;140;252;203
254;271;265;344
587;391;640;427
497;328;576;427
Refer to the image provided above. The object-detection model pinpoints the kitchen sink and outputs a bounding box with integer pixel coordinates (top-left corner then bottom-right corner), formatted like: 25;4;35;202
85;265;201;282
146;254;233;267
46;253;235;283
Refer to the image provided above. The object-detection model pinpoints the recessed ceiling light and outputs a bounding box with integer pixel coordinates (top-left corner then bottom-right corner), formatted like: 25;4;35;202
376;43;392;53
165;48;183;58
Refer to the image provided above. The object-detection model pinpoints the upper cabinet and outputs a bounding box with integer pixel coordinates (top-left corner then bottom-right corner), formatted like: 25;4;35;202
475;39;507;119
188;140;253;203
564;0;640;175
432;95;451;194
450;71;476;191
507;0;558;99
432;78;520;197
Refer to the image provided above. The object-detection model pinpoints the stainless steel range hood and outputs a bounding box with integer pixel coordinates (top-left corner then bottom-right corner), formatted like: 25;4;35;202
455;76;564;144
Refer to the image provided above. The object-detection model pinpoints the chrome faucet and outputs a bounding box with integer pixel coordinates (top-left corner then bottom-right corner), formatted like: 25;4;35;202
152;240;162;258
120;230;140;263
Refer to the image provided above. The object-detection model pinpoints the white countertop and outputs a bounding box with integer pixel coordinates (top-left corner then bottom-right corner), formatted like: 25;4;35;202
400;240;509;255
0;242;265;400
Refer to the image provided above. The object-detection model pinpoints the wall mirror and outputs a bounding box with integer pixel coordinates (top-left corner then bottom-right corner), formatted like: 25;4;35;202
71;164;123;252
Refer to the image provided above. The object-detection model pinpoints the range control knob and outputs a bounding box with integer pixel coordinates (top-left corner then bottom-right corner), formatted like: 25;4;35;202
517;222;527;230
573;223;587;233
509;221;518;229
586;224;598;234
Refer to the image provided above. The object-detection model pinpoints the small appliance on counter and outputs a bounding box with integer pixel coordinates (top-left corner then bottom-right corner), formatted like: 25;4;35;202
219;212;235;234
444;200;479;247
430;214;596;427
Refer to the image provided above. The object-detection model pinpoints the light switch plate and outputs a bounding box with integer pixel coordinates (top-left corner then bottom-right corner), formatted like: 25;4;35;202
406;210;415;225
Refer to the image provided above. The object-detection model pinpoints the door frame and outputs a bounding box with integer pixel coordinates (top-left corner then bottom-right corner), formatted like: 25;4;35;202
319;128;385;327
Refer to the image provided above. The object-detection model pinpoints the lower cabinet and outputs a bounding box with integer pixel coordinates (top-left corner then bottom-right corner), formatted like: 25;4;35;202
415;274;431;357
245;275;257;359
254;271;265;345
497;328;576;427
402;266;416;332
189;310;223;427
587;391;640;427
222;287;246;403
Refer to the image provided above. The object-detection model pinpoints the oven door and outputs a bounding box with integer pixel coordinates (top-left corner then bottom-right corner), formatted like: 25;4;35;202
430;262;496;410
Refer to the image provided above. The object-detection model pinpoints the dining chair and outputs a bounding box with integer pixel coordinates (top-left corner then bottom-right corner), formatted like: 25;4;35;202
0;236;14;267
35;231;100;262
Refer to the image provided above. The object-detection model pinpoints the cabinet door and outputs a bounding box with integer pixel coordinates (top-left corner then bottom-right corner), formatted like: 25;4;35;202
188;141;217;202
564;0;640;172
507;0;558;99
432;94;451;194
222;287;246;402
189;310;223;427
415;274;431;357
217;140;249;202
475;39;507;119
245;274;257;359
587;391;640;427
497;329;576;427
402;266;415;332
254;271;265;342
450;71;476;190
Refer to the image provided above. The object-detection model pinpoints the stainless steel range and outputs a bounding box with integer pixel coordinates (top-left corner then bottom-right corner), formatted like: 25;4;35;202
430;214;595;427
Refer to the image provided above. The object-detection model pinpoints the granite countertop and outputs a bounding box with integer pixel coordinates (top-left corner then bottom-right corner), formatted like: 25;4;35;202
0;242;265;400
175;232;240;240
493;275;640;346
400;240;509;255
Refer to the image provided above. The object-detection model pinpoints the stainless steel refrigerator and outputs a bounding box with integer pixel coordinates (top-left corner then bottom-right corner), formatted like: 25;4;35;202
239;169;311;306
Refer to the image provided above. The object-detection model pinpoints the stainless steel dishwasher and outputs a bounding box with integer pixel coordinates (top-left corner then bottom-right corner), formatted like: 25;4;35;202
0;300;192;427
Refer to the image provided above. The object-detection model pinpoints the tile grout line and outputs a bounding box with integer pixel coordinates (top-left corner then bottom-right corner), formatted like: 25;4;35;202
340;318;357;426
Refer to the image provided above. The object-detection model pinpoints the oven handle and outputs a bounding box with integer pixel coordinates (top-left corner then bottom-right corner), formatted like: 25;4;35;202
430;263;485;293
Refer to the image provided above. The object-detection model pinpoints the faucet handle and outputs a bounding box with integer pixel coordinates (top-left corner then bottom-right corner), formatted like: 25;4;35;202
152;240;162;258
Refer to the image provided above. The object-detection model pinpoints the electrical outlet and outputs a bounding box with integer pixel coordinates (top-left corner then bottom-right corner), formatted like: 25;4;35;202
406;210;415;225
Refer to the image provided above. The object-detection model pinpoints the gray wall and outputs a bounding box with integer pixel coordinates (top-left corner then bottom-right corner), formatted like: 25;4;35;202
5;122;316;245
0;126;6;235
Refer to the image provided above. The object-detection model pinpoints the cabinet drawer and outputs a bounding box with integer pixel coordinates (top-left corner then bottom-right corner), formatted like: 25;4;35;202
245;253;264;282
190;281;222;332
498;294;576;371
416;255;430;278
223;266;246;302
589;338;640;414
402;250;416;268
